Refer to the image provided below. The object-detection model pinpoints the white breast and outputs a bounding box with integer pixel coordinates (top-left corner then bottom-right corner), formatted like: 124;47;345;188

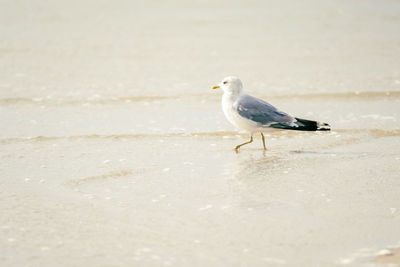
222;94;260;133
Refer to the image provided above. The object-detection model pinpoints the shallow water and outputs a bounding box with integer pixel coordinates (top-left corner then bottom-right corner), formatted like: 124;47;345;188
1;0;400;266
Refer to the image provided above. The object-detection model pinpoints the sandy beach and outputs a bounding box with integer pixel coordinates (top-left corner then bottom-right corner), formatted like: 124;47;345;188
1;0;400;266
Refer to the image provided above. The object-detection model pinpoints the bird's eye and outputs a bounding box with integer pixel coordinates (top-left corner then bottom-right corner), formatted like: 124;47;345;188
223;81;228;84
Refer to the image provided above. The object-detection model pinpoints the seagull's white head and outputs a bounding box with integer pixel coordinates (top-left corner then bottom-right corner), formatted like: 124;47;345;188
212;76;243;95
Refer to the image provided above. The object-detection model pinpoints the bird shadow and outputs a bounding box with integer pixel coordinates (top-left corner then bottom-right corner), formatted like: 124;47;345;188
290;150;368;156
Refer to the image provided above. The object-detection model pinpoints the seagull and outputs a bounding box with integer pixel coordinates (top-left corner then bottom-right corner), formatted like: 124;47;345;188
211;76;330;152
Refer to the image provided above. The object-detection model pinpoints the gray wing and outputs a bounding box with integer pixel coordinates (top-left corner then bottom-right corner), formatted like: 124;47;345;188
235;94;295;127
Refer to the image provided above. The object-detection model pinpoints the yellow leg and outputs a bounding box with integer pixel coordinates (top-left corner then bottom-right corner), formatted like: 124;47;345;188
261;133;267;150
234;135;253;152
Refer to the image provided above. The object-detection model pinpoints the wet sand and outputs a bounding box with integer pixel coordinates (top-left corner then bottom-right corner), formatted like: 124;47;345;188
1;0;400;266
374;248;400;264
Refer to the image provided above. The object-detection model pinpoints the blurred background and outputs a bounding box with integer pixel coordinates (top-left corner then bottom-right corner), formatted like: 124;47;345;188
1;0;400;100
1;0;399;137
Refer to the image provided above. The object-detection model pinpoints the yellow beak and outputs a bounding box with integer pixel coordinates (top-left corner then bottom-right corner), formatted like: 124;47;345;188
211;85;220;90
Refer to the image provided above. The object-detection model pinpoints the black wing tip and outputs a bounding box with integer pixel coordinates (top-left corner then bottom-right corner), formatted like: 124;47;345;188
317;122;331;131
293;117;331;131
270;118;331;131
